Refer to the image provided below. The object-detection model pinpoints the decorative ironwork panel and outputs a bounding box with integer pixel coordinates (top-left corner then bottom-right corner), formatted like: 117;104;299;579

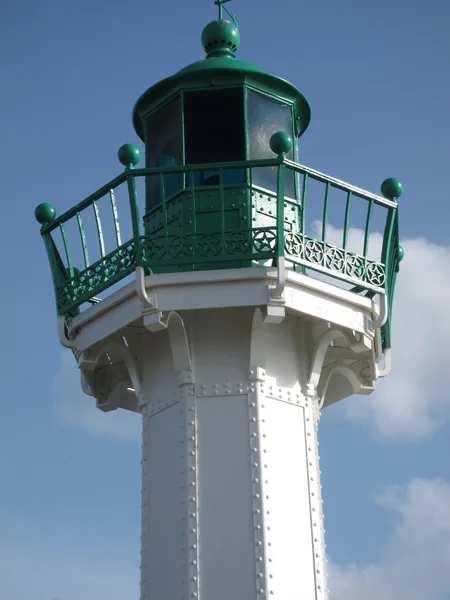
284;232;386;290
56;240;136;313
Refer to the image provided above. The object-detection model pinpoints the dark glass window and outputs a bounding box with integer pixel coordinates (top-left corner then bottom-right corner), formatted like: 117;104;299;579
184;88;245;186
247;89;295;197
145;98;183;212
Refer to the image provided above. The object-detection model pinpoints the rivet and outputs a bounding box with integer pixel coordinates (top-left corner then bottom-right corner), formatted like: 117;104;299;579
255;525;261;530
190;512;196;517
190;544;197;549
251;417;257;422
254;493;260;499
250;402;256;407
190;560;197;565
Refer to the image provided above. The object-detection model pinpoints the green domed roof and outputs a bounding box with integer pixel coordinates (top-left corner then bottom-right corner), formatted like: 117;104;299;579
132;19;311;140
177;54;268;77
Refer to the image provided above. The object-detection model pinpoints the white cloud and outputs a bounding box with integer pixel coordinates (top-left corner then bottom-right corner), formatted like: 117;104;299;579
52;350;141;441
322;224;450;440
0;505;139;600
329;477;450;600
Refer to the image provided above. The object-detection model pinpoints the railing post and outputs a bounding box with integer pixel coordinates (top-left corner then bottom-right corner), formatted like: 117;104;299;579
276;159;286;263
269;132;294;267
127;170;142;266
34;203;68;314
118;144;142;267
379;177;403;350
42;230;66;309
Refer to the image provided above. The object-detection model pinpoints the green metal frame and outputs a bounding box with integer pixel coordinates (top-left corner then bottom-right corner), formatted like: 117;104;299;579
37;154;400;350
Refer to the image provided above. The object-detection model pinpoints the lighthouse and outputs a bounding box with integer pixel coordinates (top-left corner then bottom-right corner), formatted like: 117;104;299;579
35;3;403;599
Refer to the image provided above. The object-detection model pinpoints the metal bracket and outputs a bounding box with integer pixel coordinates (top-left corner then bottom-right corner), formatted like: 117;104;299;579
57;315;75;349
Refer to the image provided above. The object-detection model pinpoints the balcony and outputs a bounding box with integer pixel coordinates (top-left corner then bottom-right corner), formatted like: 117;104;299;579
35;145;401;351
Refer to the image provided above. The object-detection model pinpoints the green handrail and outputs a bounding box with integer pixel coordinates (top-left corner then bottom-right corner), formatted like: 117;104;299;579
35;144;401;351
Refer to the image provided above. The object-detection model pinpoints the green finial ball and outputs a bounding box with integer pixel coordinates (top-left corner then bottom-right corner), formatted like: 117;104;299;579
381;177;403;201
35;203;56;225
398;245;405;262
118;144;140;167
201;20;240;55
270;131;294;156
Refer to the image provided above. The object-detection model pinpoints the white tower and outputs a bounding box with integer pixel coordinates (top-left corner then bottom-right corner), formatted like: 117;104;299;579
35;7;403;600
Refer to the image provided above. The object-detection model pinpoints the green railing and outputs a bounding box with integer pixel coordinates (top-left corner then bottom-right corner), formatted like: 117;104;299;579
35;141;402;350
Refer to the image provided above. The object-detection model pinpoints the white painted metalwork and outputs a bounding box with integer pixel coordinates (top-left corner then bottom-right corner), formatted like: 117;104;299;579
63;265;389;599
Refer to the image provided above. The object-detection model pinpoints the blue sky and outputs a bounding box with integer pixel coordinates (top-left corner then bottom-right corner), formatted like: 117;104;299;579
1;0;449;598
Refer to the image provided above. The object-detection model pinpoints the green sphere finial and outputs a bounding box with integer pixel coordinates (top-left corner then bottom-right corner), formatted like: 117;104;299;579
270;131;294;156
35;203;56;225
398;245;405;262
381;177;403;201
201;20;240;57
118;144;140;167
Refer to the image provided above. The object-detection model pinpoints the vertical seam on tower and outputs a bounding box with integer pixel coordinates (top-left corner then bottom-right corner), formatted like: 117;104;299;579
183;377;199;599
249;368;271;599
140;403;149;600
314;401;329;597
304;393;328;599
